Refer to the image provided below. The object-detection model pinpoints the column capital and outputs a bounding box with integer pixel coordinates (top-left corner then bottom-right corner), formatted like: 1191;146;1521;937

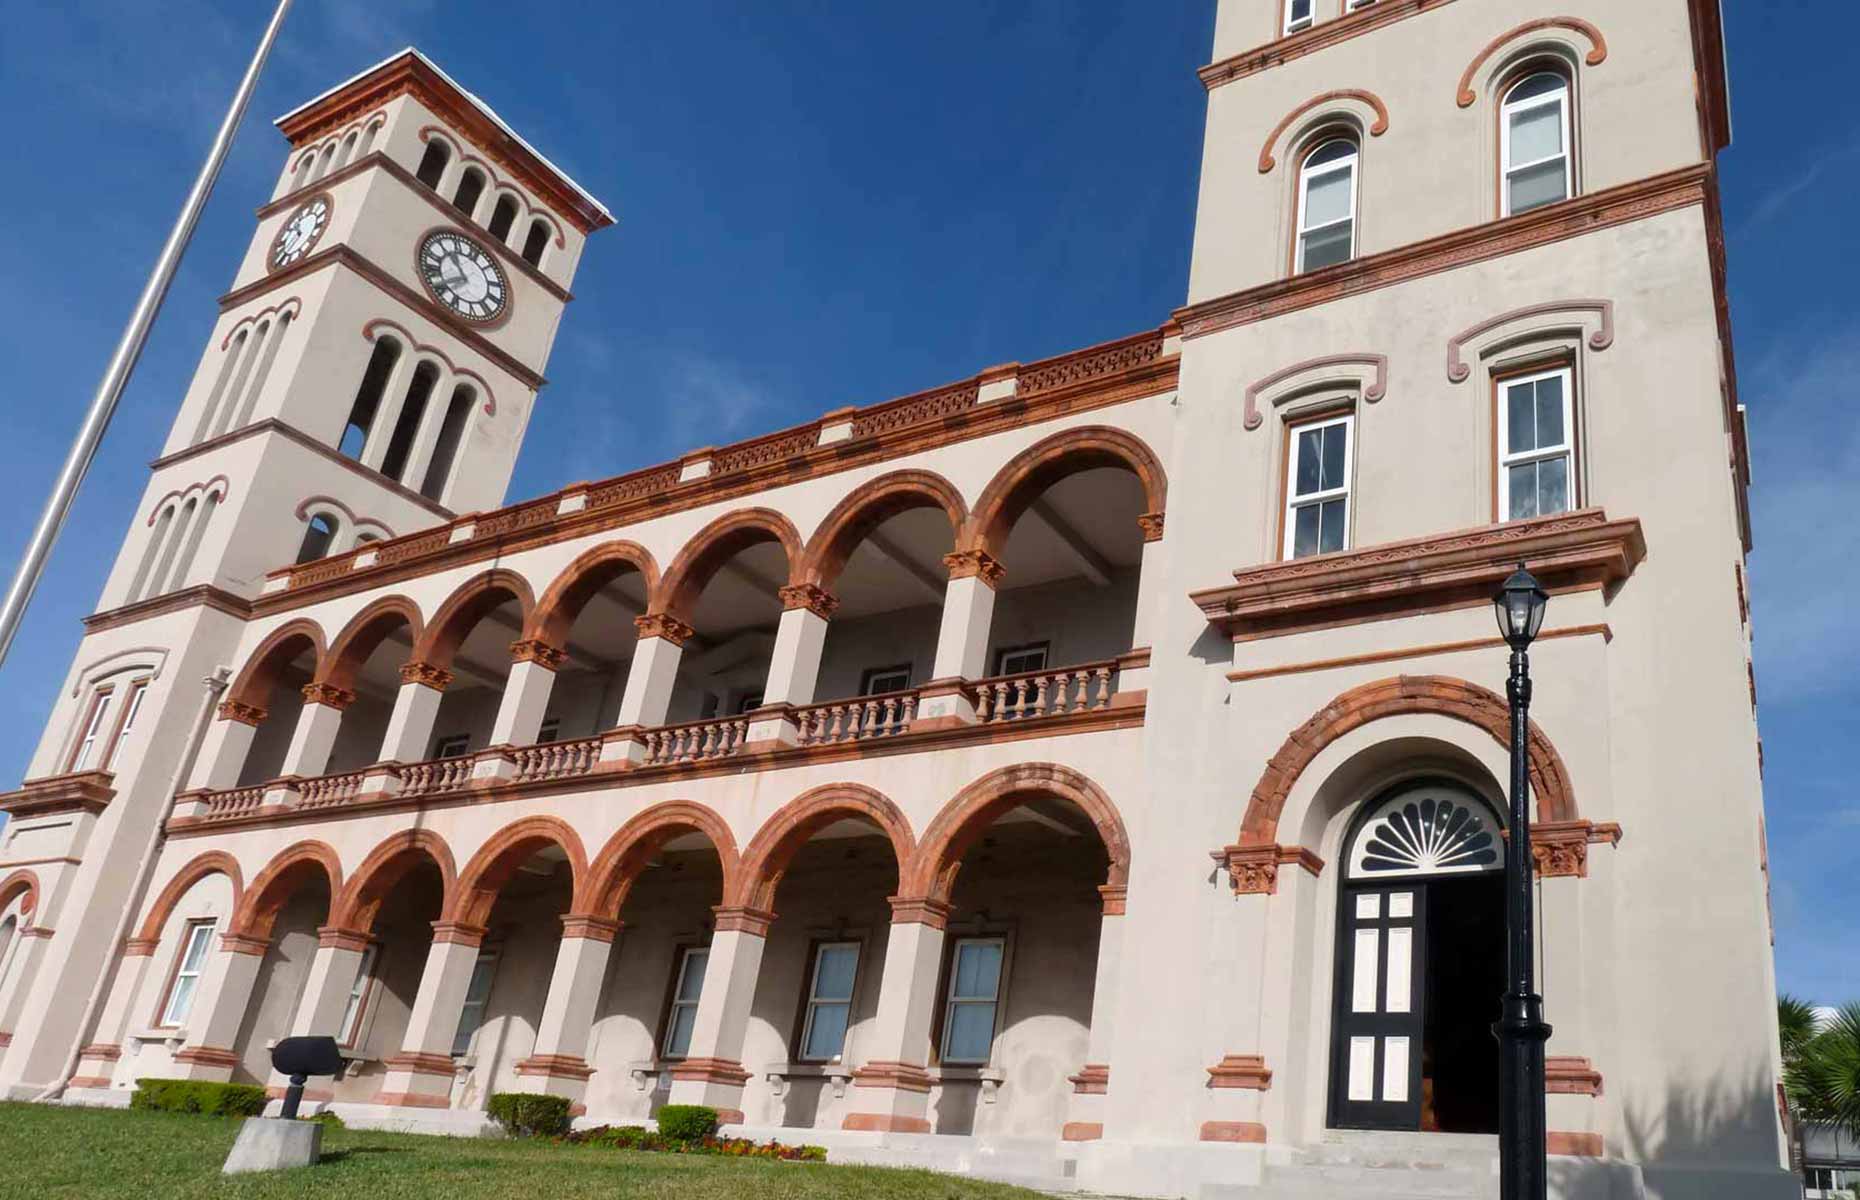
122;936;160;957
509;638;568;670
560;914;623;942
1137;511;1166;542
942;549;1006;587
710;906;776;937
777;583;840;620
216;699;266;727
399;661;455;691
634;612;696;647
299;682;357;710
316;926;376;952
1206;1053;1273;1090
218;932;271;956
887;895;953;928
1212;843;1324;895
429;920;488;947
1097;884;1128;916
1531;820;1622;878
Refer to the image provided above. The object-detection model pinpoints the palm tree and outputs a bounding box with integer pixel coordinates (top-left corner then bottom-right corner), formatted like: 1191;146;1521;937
1794;1003;1860;1140
1783;994;1823;1072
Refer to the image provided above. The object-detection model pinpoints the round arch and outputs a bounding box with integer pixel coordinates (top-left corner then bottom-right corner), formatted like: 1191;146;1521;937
731;783;916;912
524;540;662;651
316;595;423;692
904;762;1130;904
576;801;741;918
224;619;326;713
229;841;343;941
798;471;967;593
328;829;457;933
1456;17;1607;107
0;869;41;922
446;816;589;928
657;508;804;623
1237;675;1578;849
135;851;244;944
1257;89;1391;174
963;426;1168;562
409;569;535;671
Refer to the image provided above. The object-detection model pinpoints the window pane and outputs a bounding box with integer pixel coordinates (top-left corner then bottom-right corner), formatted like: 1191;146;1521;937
1506;381;1538;454
677;949;708;1002
181;925;214;972
1534;375;1566;448
803;1002;851;1061
945;1002;997;1062
1508;463;1540;520
1295;429;1322;495
666;1004;699;1057
1300;220;1353;271
1507;157;1568;214
1303;168;1353;229
1320;424;1347;490
1319;498;1348;554
1288;0;1312;23
1538;455;1570;515
463;958;496;1005
165;975;199;1023
953;940;1003;999
1293;503;1323;558
1508;101;1563;166
814;945;859;1002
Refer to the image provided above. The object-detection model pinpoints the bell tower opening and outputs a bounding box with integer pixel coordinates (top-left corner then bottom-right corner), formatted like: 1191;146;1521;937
1327;779;1505;1134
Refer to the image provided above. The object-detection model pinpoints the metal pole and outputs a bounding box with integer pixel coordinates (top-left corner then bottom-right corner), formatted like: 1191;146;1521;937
1496;644;1552;1199
0;0;293;667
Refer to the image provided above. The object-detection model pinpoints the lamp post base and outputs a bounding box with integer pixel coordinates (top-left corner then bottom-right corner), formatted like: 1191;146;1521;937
1494;990;1553;1200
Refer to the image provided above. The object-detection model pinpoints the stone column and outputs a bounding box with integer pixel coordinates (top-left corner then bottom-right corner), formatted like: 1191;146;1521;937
763;586;836;707
489;642;564;747
378;663;451;764
287;929;370;1039
1129;513;1167;648
513;916;620;1104
279;685;354;779
189;702;264;790
613;616;690;729
931;551;1003;681
843;898;950;1133
1064;886;1126;1142
665;909;770;1124
68;945;158;1090
378;922;484;1108
0;932;55;1046
171;932;270;1082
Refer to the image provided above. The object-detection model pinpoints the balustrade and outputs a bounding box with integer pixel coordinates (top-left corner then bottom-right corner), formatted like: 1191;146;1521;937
297;771;364;810
512;736;601;782
795;691;919;745
399;756;472;798
200;785;265;822
642;716;751;766
973;660;1118;724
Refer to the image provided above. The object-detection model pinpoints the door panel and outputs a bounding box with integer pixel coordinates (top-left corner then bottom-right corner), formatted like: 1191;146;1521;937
1330;885;1425;1129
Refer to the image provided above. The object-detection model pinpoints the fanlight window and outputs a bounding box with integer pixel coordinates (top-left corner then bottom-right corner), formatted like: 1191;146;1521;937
1346;783;1503;879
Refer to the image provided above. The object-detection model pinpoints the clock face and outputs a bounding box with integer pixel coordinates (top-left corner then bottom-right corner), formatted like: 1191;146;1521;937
270;194;331;270
417;230;509;323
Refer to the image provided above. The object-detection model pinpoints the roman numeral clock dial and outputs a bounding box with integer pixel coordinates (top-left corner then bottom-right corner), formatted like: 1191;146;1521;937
416;230;509;324
269;194;332;270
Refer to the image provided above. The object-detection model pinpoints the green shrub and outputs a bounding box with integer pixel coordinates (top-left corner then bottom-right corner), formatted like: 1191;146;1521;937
308;1110;344;1128
130;1078;268;1118
655;1104;719;1143
565;1124;826;1161
578;1124;657;1150
486;1092;574;1138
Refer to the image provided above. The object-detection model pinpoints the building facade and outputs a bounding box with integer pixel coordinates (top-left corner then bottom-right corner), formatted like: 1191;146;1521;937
0;4;1795;1197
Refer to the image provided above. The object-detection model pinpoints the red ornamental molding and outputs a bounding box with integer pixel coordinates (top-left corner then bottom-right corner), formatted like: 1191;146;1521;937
1548;1131;1605;1158
316;926;374;952
508;638;568;670
428;920;487;947
1098;884;1128;916
147;475;231;523
560;914;622;942
173;1046;240;1069
1213;844;1325;895
0;771;116;821
299;682;356;710
217;698;267;727
122;937;160;957
778;583;840;620
397;661;454;691
1446;299;1615;384
711;906;776;937
942;549;1006;588
1456;17;1609;108
850;1060;934;1094
221;300;302;349
1201;1121;1267;1143
1532;821;1623;879
1068;1064;1110;1095
1206;1054;1274;1090
293;494;396;541
633;612;695;647
1258;90;1390;174
1546;1056;1604;1096
1137;512;1165;543
888;896;954;929
362;318;498;415
1243;353;1388;431
514;1054;595;1081
416;126;567;250
1062;1122;1103;1142
219;932;271;956
667;1057;751;1087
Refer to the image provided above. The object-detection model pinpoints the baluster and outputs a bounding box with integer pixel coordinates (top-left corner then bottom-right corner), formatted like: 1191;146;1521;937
881;697;898;735
797;710;815;745
901;694;917;731
995;681;1011;722
1094;666;1112;708
975;685;994;723
828;705;845;743
1033;674;1051;718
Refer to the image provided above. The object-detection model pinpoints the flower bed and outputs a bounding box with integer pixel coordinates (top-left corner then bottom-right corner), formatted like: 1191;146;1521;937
565;1125;827;1162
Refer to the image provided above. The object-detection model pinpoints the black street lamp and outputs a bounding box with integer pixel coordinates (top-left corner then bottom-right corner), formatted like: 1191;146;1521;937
1493;563;1552;1200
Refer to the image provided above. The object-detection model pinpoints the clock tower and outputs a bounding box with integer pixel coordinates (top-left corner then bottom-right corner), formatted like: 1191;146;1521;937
0;49;610;1096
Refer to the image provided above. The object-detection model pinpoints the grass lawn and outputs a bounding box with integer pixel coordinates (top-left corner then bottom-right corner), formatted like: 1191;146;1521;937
0;1103;1047;1200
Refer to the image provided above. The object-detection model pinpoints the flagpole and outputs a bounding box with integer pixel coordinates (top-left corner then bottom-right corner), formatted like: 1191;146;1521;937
0;0;294;667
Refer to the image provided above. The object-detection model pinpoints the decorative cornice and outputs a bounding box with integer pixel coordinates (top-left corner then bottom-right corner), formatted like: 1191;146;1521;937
122;937;160;957
1532;820;1623;879
887;896;954;929
82;583;253;634
1199;0;1457;90
1446;300;1614;384
508;638;568;670
428;920;487;947
219;933;272;956
1546;1055;1604;1096
942;549;1006;588
778;583;840;621
0;771;116;820
1212;844;1324;895
300;683;357;711
1258;89;1389;174
1097;884;1128;916
1191;509;1646;640
316;926;375;952
398;662;454;691
633;613;695;648
1456;18;1608;108
560;914;623;942
382;1051;460;1077
1244;352;1388;431
1206;1054;1273;1090
1176;165;1711;342
78;1043;123;1062
216;700;268;727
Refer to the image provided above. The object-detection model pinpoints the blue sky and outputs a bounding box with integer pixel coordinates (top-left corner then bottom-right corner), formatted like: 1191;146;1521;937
0;3;1850;1004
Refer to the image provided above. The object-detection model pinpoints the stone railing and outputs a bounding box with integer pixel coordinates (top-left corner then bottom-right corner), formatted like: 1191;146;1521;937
297;771;365;811
512;737;602;783
795;691;919;746
200;785;266;822
641;717;752;766
399;757;473;799
974;659;1119;724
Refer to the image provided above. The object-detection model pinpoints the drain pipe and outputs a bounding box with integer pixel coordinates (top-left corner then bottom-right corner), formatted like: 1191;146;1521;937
36;667;229;1102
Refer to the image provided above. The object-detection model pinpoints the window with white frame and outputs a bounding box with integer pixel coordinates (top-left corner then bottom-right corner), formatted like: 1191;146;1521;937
993;643;1049;677
662;946;709;1059
1295;139;1358;273
537;716;562;744
859;665;912;696
1284;0;1313;34
797;941;861;1062
68;688;117;772
450;950;499;1056
159;920;218;1027
1283;414;1353;559
1346;0;1376;8
103;678;150;771
1498;367;1576;520
940;937;1006;1065
433;733;470;759
1501;71;1572;216
337;944;379;1047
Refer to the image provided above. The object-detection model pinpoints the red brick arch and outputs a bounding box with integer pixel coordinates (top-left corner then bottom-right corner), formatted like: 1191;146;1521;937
904;763;1129;904
135;851;244;944
1455;17;1608;108
1237;675;1578;848
224;619;326;714
410;569;535;672
576;801;741;919
316;595;423;693
446;816;589;928
731;784;916;912
230;841;343;941
1257;89;1391;173
0;869;41;922
963;426;1167;562
798;471;966;592
329;829;457;933
524;540;661;651
658;508;804;624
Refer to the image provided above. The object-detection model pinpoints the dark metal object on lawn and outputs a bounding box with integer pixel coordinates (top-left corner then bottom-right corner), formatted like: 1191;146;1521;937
270;1036;343;1120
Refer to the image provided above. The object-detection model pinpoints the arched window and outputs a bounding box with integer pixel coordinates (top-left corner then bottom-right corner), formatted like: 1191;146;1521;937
229;310;291;431
359;119;382;158
191;327;249;445
1295;137;1358;273
166;490;219;591
420;384;475;501
1501;71;1572;216
340;337;402;460
415;140;451;190
290;153;315;192
521;219;550;267
146;497;196;599
381;362;440;483
128;504;177;602
488;194;519;242
452;168;486;219
297;513;339;564
316;140;338;180
336;130;360;170
0;915;18;995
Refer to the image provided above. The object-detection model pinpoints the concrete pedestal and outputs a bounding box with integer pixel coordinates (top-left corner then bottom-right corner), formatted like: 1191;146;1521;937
222;1116;322;1174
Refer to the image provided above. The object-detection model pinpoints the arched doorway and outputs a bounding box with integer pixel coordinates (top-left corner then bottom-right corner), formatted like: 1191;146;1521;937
1328;778;1504;1134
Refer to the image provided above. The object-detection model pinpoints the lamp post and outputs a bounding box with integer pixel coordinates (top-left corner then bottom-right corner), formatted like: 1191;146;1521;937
1493;563;1552;1200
